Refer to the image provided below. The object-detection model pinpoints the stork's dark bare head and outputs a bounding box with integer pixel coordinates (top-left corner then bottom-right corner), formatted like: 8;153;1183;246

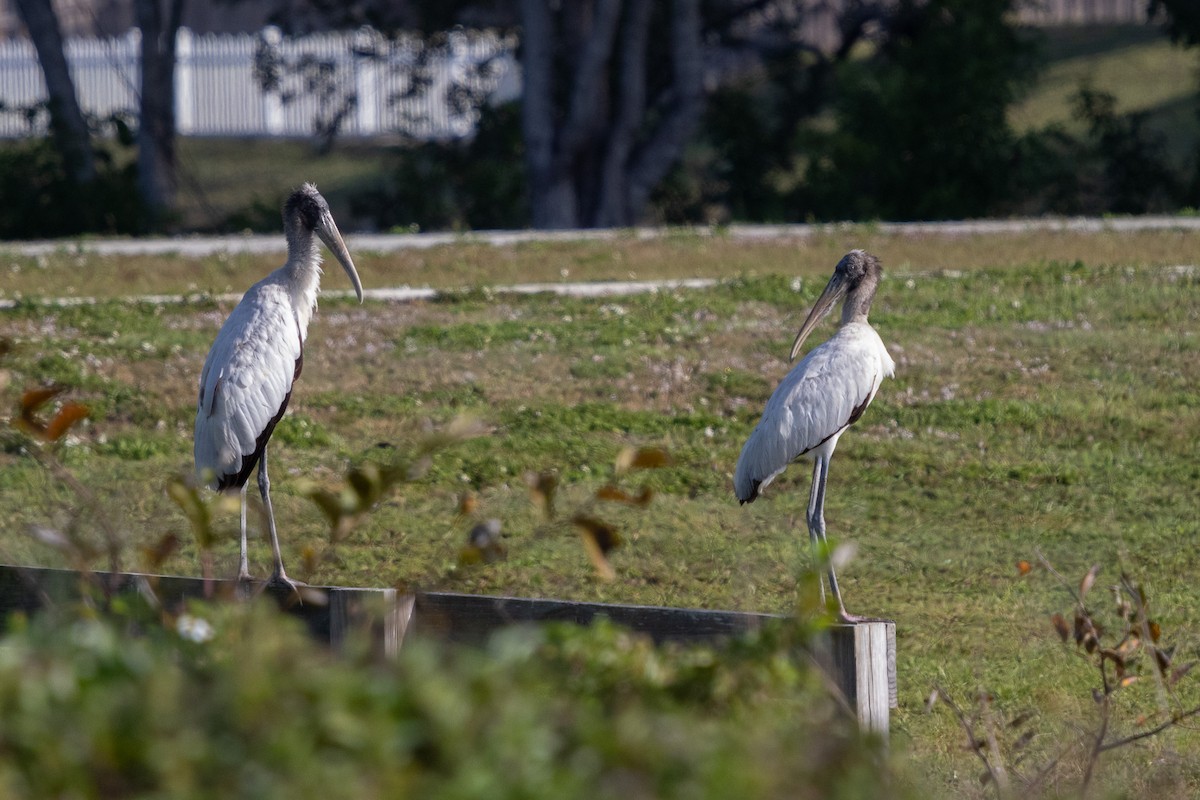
789;249;884;361
834;249;882;286
282;183;363;302
284;182;329;232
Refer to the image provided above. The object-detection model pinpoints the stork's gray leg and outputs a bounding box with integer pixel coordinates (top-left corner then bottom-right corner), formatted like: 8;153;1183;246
257;446;303;595
237;484;251;581
809;454;857;623
806;458;828;605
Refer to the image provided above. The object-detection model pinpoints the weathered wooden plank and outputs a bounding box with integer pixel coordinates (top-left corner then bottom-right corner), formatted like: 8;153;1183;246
812;620;897;734
410;591;779;644
0;564;895;732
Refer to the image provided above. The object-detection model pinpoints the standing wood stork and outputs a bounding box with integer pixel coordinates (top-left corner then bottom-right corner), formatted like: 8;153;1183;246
194;183;363;589
734;249;894;622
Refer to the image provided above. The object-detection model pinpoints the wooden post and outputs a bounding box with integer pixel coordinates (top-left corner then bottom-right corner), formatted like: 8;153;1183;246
174;27;194;136
819;622;897;734
0;565;895;731
260;26;284;135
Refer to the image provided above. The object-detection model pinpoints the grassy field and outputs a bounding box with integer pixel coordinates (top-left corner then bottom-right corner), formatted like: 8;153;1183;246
1;226;1199;795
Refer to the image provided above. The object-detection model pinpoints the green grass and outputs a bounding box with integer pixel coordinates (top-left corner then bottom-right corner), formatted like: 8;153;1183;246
176;138;393;231
2;234;1200;797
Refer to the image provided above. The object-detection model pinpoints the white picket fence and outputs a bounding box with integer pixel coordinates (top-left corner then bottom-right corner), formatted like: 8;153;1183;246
0;0;1152;141
0;26;517;140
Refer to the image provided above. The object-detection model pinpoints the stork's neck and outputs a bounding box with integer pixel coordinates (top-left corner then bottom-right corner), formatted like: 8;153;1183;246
841;272;879;326
282;222;324;329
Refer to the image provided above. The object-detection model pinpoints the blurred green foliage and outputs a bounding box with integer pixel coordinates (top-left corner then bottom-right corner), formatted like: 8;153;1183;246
5;3;1195;236
0;595;901;799
0;136;142;239
800;0;1037;221
1013;87;1183;215
353;103;527;233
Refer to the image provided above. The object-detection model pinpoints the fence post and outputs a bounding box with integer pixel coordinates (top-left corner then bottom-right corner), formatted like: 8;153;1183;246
261;26;284;135
354;27;381;136
124;28;141;107
174;27;194;135
816;621;897;735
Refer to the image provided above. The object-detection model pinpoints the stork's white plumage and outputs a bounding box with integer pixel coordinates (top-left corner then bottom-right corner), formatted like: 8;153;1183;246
734;249;894;622
194;183;362;589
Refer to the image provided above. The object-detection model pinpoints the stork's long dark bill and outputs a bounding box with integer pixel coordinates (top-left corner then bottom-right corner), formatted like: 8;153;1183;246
316;212;364;303
789;273;848;361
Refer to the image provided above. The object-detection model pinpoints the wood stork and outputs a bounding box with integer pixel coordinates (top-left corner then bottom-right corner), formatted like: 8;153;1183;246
734;249;894;622
194;183;363;589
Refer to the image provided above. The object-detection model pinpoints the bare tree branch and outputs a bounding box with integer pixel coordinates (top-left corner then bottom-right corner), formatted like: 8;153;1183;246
933;683;1007;799
1098;703;1200;753
595;1;652;227
13;0;96;184
626;0;704;220
554;0;623;174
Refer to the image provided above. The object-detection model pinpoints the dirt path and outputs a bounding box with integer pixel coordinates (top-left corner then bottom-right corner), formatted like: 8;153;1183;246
6;216;1200;259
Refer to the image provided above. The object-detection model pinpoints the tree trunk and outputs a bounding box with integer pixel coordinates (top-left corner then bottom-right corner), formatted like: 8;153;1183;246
14;0;96;185
134;0;185;228
595;2;651;227
519;0;576;228
520;0;624;229
624;0;703;221
518;0;707;230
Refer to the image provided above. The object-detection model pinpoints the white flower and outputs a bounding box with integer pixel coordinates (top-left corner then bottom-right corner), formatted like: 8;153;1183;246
176;614;215;643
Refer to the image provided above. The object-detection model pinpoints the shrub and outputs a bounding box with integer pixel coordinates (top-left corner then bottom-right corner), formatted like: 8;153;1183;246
0;137;142;239
0;594;902;799
351;103;527;233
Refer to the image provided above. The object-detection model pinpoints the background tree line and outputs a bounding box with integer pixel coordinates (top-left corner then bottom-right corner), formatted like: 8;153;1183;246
3;0;1199;239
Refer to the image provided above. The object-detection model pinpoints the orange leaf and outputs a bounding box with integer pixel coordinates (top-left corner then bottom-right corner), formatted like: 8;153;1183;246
615;446;672;473
1016;559;1032;576
1080;564;1101;598
1100;648;1125;669
140;533;179;569
1008;711;1034;729
44;402;89;442
594;485;655;506
596;484;634;503
1170;662;1196;687
1149;620;1162;643
20;385;65;416
573;514;621;581
301;545;318;576
1114;634;1140;660
1051;612;1070;643
525;470;558;519
579;540;615;581
573;514;621;554
457;490;478;517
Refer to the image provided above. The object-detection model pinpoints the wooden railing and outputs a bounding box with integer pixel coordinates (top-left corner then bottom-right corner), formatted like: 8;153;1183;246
0;563;897;733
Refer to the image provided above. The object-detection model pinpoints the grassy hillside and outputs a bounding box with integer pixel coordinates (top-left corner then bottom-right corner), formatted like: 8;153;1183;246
2;229;1199;795
1012;24;1200;168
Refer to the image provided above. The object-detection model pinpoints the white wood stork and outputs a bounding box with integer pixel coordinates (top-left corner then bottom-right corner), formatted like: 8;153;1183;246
734;249;894;622
194;183;363;589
